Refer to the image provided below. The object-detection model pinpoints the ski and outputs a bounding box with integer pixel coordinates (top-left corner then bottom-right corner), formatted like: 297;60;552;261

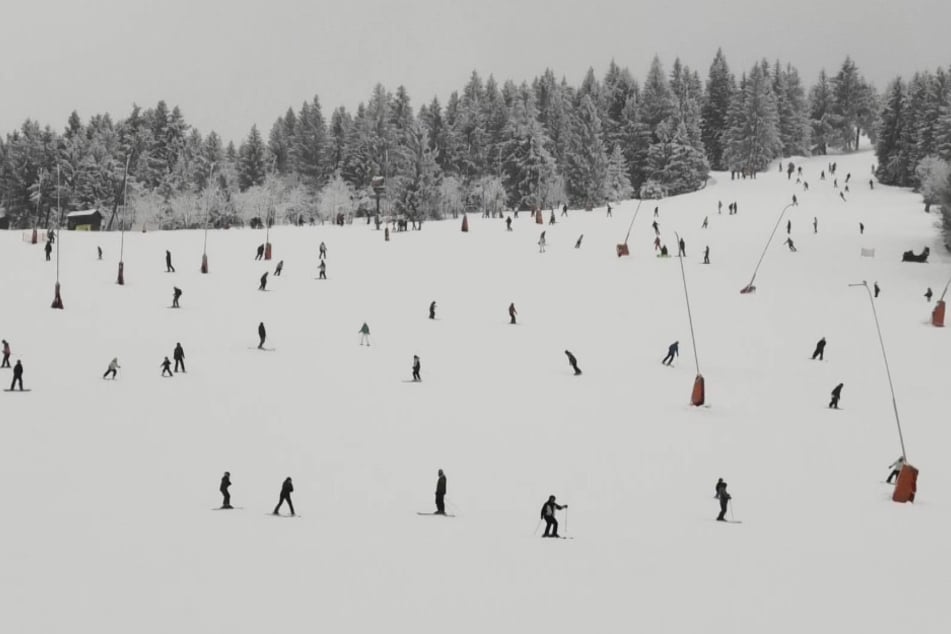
417;512;455;517
3;389;31;392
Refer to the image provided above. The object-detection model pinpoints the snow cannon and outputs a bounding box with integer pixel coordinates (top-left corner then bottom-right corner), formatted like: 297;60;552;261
932;300;945;327
117;261;125;286
739;284;756;294
616;243;630;257
461;214;469;232
535;209;543;224
201;254;209;274
691;374;705;407
892;463;918;503
51;282;64;310
31;228;38;244
264;242;272;260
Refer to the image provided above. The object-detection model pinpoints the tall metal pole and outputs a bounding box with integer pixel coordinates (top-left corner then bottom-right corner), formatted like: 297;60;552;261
675;232;701;376
741;202;794;292
849;281;907;459
56;165;61;283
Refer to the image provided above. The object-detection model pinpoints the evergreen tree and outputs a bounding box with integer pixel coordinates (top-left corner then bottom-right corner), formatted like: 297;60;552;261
500;96;558;210
831;57;875;151
722;63;782;173
394;120;441;222
295;96;329;188
604;145;633;201
328;107;352;175
777;63;812;156
564;95;608;206
646;121;709;195
809;70;835;154
640;56;677;137
701;48;735;170
238;125;267;191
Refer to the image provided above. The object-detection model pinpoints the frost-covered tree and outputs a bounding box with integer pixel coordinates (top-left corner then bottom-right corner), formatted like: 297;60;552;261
830;57;877;151
723;63;782;173
316;174;355;220
875;79;911;185
564;94;608;206
701;48;735;170
774;62;812;156
604;145;634;201
809;70;836;154
438;175;465;218
915;155;951;212
501;96;558;210
237;125;267;191
646;121;709;195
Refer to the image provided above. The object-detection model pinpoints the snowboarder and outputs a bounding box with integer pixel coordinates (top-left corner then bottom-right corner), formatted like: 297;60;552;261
173;343;186;373
859;222;865;234
540;495;567;538
509;303;517;325
505;216;512;231
359;323;371;346
575;234;583;249
677;238;685;257
172;286;182;308
429;301;436;320
874;282;880;298
1;339;10;368
813;217;818;234
161;356;173;377
220;472;232;509
811;337;826;361
9;360;24;391
259;272;268;291
435;469;447;515
829;383;843;409
715;478;731;521
925;287;933;302
44;240;52;261
785;237;797;252
318;260;326;280
886;457;905;484
564;350;582;375
703;245;710;265
659;244;669;257
103;357;120;380
255;244;264;260
662;341;679;366
97;246;103;260
165;250;175;273
258;322;266;349
538;231;546;253
701;216;708;229
412;355;421;382
272;477;295;516
274;260;284;276
319;241;327;259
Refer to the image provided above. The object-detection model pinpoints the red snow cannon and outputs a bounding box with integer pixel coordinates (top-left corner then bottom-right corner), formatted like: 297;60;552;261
691;374;705;407
461;214;469;232
535;209;543;224
616;243;630;257
264;242;272;260
932;300;945;327
892;463;918;503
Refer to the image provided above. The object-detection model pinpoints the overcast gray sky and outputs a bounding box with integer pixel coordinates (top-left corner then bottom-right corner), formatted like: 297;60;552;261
1;0;948;144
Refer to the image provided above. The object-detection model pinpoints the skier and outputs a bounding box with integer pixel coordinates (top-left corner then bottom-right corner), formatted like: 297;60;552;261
1;339;10;368
272;477;295;516
662;341;679;366
538;231;546;253
811;337;826;361
703;245;710;265
886;457;905;484
44;240;52;261
874;282;881;298
564;350;582;376
102;357;120;380
846;172;851;184
509;303;518;325
652;220;659;235
173;343;186;373
653;236;661;251
839;192;847;202
787;219;792;234
869;179;874;190
718;201;723;214
435;469;447;515
9;360;24;391
701;216;708;229
925;287;933;302
429;301;437;320
859;222;865;235
259;272;268;291
97;246;103;260
549;210;556;225
813;217;818;234
653;206;659;218
411;355;421;382
785;237;797;252
258;322;266;349
829;383;844;409
677;238;685;257
172;286;182;308
792;194;798;206
255;244;265;260
220;472;232;509
540;495;567;538
715;478;731;521
575;234;583;249
562;203;568;217
274;260;284;276
161;356;173;377
359;322;371;346
505;216;512;231
165;250;175;273
319;241;327;259
316;260;326;280
606;203;613;217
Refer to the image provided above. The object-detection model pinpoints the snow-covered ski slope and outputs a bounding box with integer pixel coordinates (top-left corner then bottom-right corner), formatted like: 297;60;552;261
1;149;949;633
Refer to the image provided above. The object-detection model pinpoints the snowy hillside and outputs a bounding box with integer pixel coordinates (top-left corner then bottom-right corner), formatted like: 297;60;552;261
1;149;949;634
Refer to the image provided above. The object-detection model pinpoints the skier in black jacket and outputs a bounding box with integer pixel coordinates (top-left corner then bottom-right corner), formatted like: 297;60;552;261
435;469;447;515
540;495;567;538
811;337;826;361
1;339;10;368
429;301;436;320
10;360;24;391
166;250;175;273
829;383;844;409
172;286;182;308
273;477;295;516
220;472;232;509
173;343;186;373
258;322;267;349
412;355;421;382
161;356;173;377
259;272;268;291
715;478;731;521
662;341;679;366
565;350;582;375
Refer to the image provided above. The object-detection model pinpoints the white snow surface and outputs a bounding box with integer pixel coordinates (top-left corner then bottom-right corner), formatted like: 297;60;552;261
1;150;950;633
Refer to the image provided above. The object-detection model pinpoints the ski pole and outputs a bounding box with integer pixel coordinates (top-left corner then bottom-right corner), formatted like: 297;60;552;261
564;506;569;536
729;500;735;521
532;518;543;536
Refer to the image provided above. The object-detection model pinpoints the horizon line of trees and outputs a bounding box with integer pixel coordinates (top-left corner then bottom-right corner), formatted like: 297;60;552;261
2;50;945;232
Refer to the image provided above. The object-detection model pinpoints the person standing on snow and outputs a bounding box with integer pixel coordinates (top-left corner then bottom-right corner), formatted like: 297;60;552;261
787;220;792;234
274;260;284;276
255;244;265;260
103;358;120;380
678;237;686;257
429;301;437;320
886;457;905;484
259;272;268;291
564;350;582;376
575;235;583;249
411;355;421;382
172;286;182;308
540;495;567;538
45;240;53;261
435;469;447;515
829;383;844;409
715;478;731;521
505;216;513;231
9;359;24;391
258;322;267;350
173;343;186;373
165;250;175;273
161;356;173;377
319;242;327;260
359;323;371;346
874;282;881;298
662;341;679;366
701;216;708;229
811;337;826;361
703;245;710;265
538;231;547;253
925;288;933;302
813;217;818;234
509;303;518;325
318;260;327;280
220;472;233;509
272;477;295;516
1;339;10;368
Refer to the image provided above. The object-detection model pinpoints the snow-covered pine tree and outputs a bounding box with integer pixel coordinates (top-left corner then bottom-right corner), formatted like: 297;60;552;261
501;96;558;210
701;48;735;170
722;62;782;174
602;61;638;152
564;94;608;207
604;145;634;201
777;63;812;156
295;97;330;189
875;78;909;185
646;120;709;195
808;70;836;155
830;57;876;151
237;125;267;191
669;59;704;151
393;120;440;224
327;107;352;175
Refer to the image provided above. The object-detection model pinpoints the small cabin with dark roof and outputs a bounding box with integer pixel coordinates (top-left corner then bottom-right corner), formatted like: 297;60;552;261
66;209;103;231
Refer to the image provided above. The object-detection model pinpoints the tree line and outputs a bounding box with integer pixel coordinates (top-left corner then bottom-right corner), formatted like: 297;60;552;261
0;50;930;231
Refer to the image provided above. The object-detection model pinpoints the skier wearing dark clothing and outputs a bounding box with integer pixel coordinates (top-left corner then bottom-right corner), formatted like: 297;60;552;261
319;242;327;259
787;220;792;234
509;303;517;325
703;245;710;264
274;260;284;276
811;337;826;361
859;222;865;234
255;244;265;260
173;343;186;373
829;383;843;409
45;241;52;261
10;360;24;390
662;341;679;366
273;477;295;516
652;220;659;235
785;237;797;252
562;204;568;217
429;301;436;320
1;339;10;368
565;350;582;375
506;216;512;231
575;235;583;248
97;246;103;260
925;288;933;302
259;272;268;290
874;282;880;298
678;238;686;257
172;286;182;308
318;260;326;280
435;469;447;515
412;355;421;382
220;472;232;509
258;322;266;349
792;195;798;206
540;495;567;538
813;217;818;234
161;357;173;377
886;457;905;484
166;250;175;273
606;203;612;217
715;479;731;521
103;358;120;380
549;210;556;225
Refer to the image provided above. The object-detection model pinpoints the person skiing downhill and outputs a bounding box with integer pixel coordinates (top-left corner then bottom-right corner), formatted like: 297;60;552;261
886;457;905;484
255;244;265;260
715;478;731;521
319;242;327;259
161;356;173;377
44;240;52;261
273;477;295;516
259;272;268;291
9;360;24;391
925;288;933;302
701;216;708;229
785;237;797;252
1;339;10;368
874;282;880;298
565;350;582;375
538;231;547;253
575;235;583;249
811;337;826;361
787;219;792;234
829;383;844;409
508;303;518;325
165;250;175;273
859;222;865;234
411;355;421;382
318;260;327;280
540;495;567;538
172;286;182;308
429;301;436;320
258;322;267;349
274;260;284;276
220;472;232;509
662;341;679;366
173;343;186;373
97;246;103;260
435;469;447;515
359;323;371;346
703;245;710;265
103;357;120;380
813;217;818;234
653;236;661;251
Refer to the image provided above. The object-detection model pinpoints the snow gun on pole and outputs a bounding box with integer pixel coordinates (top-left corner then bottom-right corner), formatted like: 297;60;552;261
616;200;642;257
740;202;794;294
676;231;704;406
931;276;950;327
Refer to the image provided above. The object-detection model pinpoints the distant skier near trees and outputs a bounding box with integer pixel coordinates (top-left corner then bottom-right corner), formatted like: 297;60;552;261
886;457;905;484
1;339;10;368
172;286;182;308
274;260;284;276
97;246;103;260
652;220;660;235
874;282;881;298
792;194;798;206
829;383;844;409
259;272;268;291
606;203;613;217
258;322;266;349
785;238;797;252
429;301;436;320
925;287;933;302
701;216;708;229
678;238;686;257
715;478;731;521
703;246;710;264
319;241;327;259
318;260;327;280
255;244;265;260
44;240;52;261
654;236;661;251
811;337;826;361
561;203;568;217
102;357;120;380
165;250;175;273
869;179;874;190
549;210;556;225
813;217;818;234
575;235;583;249
219;472;232;509
564;350;582;375
411;355;421;382
509;303;518;325
161;356;173;377
538;231;546;253
359;323;371;346
540;495;567;538
859;222;865;234
506;216;512;231
9;360;24;391
787;220;792;234
173;343;186;373
662;341;679;366
434;469;447;515
272;477;295;516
